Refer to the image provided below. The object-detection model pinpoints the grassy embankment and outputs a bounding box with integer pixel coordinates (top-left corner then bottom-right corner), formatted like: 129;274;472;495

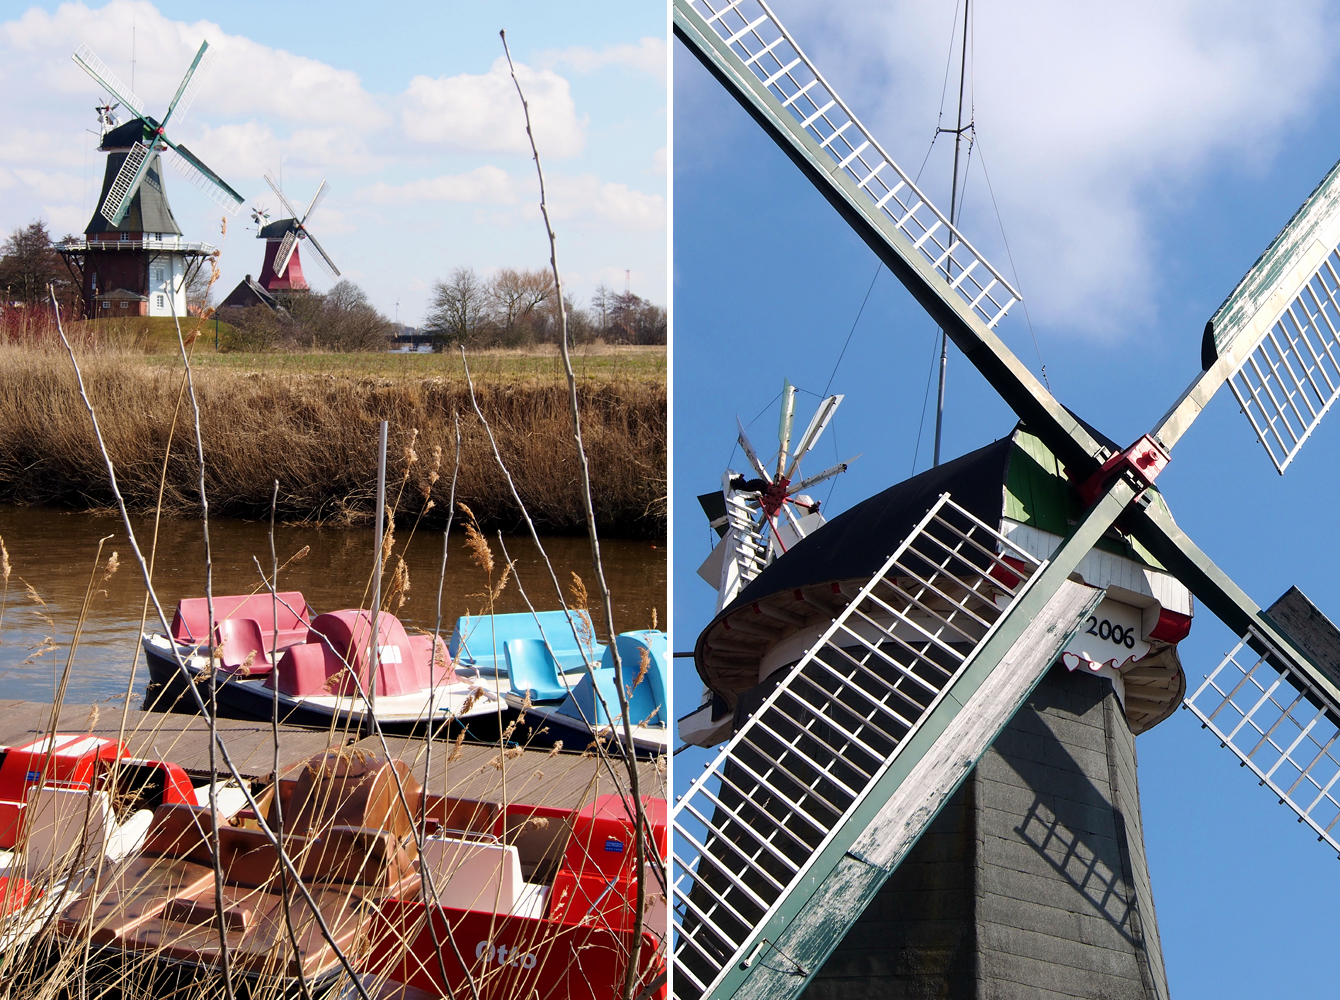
0;328;666;537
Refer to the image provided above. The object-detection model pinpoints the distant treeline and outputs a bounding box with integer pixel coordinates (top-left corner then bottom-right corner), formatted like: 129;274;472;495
426;267;666;349
222;281;396;352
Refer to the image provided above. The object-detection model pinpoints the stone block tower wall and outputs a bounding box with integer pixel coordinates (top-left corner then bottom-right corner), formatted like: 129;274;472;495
803;665;1169;1000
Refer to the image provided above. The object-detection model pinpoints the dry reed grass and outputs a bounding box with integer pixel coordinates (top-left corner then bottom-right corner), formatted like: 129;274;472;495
0;342;666;537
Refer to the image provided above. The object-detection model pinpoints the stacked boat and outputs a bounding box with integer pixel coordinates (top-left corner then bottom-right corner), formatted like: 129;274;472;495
9;742;668;998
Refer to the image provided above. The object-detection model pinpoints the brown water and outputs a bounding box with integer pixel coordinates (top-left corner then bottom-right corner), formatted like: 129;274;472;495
0;503;666;708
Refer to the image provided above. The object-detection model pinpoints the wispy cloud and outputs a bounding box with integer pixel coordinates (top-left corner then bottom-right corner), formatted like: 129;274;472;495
401;56;583;157
755;0;1340;340
544;174;665;230
542;37;667;86
363;166;516;205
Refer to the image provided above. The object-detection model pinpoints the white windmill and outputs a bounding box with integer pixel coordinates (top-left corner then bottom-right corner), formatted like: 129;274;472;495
697;380;852;613
58;41;243;320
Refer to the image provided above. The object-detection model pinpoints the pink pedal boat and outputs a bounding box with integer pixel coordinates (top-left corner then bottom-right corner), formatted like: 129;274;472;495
142;592;505;731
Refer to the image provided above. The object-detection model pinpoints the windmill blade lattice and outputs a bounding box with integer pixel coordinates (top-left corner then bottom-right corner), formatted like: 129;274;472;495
1154;157;1340;470
264;171;304;222
681;0;1019;329
1224;250;1340;472
164;44;217;128
101;142;151;226
302;230;341;279
674;492;1105;999
676;0;1110;476
72;44;144;115
170;146;244;215
73;40;243;227
273;230;299;278
1188;628;1340;853
304;180;330;223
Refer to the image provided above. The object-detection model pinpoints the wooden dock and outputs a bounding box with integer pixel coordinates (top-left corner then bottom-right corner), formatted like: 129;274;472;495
0;701;663;809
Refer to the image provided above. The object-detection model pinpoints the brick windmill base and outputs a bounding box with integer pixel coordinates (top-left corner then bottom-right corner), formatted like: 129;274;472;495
803;665;1169;1000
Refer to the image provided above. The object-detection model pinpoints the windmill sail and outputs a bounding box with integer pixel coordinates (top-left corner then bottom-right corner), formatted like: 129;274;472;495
673;493;1107;999
273;230;298;278
674;0;1109;475
1150;157;1340;471
163;43;216;128
169;145;244;214
72;43;144;115
1187;622;1340;855
100;142;152;225
74;42;242;226
301;230;341;278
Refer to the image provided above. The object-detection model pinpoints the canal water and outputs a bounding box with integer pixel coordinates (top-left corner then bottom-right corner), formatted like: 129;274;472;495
0;503;666;708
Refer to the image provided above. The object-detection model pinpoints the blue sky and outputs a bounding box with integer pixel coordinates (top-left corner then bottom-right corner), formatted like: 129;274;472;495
674;1;1340;996
0;0;667;323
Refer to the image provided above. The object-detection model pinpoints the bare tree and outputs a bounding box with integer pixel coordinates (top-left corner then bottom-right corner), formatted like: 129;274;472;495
184;259;216;316
488;267;553;345
591;282;612;335
426;267;490;348
596;289;666;345
313;279;393;351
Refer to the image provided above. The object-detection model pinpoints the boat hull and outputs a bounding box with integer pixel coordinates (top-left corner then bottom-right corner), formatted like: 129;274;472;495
505;695;669;758
367;898;665;1000
143;637;513;737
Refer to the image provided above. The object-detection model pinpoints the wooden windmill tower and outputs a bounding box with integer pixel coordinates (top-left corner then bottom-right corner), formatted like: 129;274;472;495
672;3;1340;999
57;43;243;319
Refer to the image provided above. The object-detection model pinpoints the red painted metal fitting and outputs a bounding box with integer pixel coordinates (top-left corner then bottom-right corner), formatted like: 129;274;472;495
1076;434;1170;507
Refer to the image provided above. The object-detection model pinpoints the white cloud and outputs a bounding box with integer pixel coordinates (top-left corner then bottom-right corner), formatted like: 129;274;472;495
759;0;1339;339
650;146;666;176
364;166;517;206
401;57;583;158
545;174;665;231
186;123;385;202
43;202;88;234
11;168;81;201
7;0;385;127
543;37;667;86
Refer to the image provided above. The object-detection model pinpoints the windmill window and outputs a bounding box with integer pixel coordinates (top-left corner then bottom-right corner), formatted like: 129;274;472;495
153;268;164;283
120;232;129;241
156;294;164;308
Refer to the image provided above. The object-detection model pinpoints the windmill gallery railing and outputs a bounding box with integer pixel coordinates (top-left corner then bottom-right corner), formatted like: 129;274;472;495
671;494;1054;998
683;0;1021;330
57;238;217;255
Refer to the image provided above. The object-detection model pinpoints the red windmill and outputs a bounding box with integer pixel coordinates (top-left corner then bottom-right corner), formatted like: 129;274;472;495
255;170;340;292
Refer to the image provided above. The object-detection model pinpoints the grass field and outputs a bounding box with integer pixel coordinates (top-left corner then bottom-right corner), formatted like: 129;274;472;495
155;343;667;384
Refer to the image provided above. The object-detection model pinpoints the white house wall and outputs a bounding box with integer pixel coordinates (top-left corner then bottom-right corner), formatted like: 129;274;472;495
147;253;186;318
